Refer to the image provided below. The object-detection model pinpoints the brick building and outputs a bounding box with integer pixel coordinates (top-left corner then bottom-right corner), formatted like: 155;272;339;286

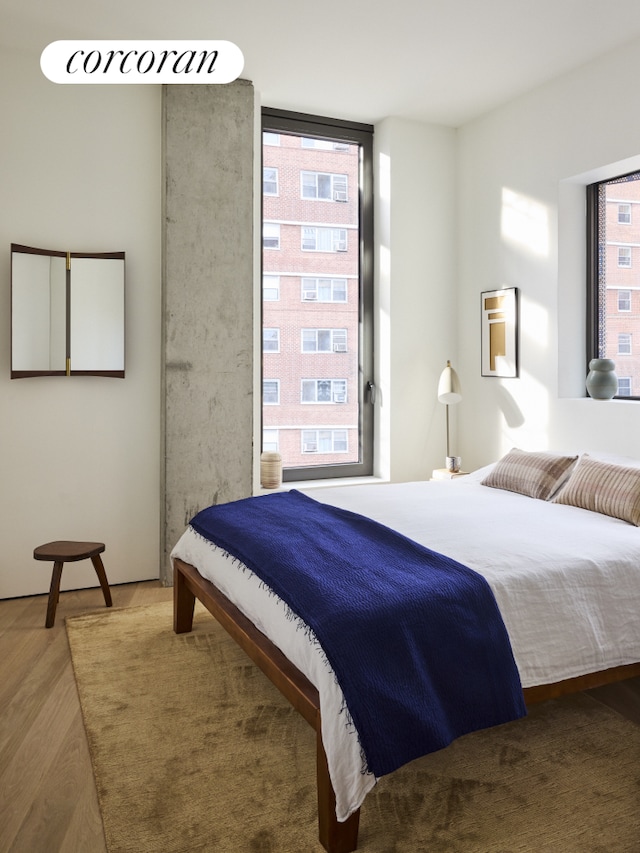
262;132;361;468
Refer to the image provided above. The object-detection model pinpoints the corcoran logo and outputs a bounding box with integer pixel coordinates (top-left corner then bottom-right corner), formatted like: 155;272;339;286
41;40;244;84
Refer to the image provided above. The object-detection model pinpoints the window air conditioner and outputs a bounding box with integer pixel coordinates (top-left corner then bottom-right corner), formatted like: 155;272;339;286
302;291;317;300
335;242;347;252
333;393;346;403
333;343;347;352
303;443;317;453
334;191;348;202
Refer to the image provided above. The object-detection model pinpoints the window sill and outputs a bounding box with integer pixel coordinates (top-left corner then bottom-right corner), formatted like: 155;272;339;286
254;475;389;496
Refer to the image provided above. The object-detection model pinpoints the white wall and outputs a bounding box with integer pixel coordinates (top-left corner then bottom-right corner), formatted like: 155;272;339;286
457;38;640;471
375;118;458;482
0;46;162;598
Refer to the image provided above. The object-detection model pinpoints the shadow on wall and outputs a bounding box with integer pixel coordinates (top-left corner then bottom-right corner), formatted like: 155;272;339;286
496;384;525;429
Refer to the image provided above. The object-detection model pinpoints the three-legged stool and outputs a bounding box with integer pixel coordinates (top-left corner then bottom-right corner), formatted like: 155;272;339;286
34;541;112;628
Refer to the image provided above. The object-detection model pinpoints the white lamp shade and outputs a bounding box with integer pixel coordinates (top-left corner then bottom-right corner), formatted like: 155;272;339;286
437;361;462;404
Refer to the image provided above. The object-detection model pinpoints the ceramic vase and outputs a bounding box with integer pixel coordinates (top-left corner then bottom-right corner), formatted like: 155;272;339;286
586;358;618;400
260;451;282;489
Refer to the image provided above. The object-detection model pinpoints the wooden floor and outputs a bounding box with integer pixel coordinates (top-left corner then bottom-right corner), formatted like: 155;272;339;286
1;582;639;853
0;581;173;853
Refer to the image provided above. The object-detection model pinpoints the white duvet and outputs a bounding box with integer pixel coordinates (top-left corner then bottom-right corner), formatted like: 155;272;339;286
170;469;640;820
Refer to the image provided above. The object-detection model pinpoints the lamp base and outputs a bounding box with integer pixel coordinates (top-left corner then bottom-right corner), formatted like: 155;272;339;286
445;455;462;473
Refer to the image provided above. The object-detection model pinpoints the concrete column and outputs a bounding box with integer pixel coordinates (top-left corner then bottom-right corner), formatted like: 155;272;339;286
162;81;255;583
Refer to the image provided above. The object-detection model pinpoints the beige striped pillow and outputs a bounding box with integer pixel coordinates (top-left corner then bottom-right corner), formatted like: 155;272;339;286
481;448;578;500
553;454;640;525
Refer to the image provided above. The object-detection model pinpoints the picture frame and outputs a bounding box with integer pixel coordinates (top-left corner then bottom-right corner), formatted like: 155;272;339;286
481;287;518;378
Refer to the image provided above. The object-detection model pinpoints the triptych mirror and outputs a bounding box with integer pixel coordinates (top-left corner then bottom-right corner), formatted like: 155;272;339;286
11;243;125;378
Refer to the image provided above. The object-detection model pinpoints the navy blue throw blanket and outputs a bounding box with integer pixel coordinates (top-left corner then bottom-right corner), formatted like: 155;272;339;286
190;490;526;778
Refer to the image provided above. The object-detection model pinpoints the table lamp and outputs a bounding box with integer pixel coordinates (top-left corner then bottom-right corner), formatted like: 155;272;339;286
437;360;462;472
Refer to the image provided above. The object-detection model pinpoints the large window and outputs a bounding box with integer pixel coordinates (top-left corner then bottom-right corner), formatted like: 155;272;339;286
587;170;640;399
262;108;374;480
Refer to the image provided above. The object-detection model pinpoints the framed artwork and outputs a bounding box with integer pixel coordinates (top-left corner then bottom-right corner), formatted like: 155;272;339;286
481;287;518;378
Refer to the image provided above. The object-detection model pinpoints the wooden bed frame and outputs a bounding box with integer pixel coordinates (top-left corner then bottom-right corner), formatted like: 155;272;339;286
173;556;640;853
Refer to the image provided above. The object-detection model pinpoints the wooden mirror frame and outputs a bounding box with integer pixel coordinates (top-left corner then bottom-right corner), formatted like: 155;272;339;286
11;243;125;379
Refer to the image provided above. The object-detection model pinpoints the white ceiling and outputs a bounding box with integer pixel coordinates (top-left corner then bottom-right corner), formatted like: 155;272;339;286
4;0;640;127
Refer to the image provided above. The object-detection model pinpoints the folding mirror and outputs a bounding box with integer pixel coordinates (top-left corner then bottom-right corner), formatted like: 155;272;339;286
11;243;125;378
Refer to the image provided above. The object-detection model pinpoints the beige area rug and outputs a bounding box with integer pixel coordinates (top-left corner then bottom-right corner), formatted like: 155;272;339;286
66;602;640;853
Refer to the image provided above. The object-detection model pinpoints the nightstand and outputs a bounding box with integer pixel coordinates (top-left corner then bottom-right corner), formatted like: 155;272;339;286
431;468;469;481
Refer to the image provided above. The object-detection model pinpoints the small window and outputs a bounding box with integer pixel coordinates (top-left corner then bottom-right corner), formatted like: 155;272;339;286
618;290;631;311
263;275;280;301
301;329;347;352
263;223;280;250
301;429;348;453
301;227;348;252
263;167;278;196
263;429;279;451
618;333;632;355
301;277;347;302
301;378;347;403
618;377;632;396
618;203;632;224
301;138;349;151
301;171;348;202
263;380;280;404
263;328;280;353
618;247;632;267
263;132;280;146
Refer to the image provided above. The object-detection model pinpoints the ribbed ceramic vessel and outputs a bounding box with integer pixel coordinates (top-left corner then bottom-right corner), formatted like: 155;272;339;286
260;451;282;489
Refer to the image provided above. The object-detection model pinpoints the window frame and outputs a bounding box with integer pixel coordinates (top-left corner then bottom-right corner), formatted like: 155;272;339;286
263;327;280;353
262;379;280;405
263;166;279;196
261;108;374;481
618;289;631;312
301;277;348;302
587;170;640;400
263;222;280;250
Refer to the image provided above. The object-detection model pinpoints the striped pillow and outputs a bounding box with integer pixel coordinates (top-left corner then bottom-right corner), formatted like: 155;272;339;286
481;448;578;501
553;454;640;525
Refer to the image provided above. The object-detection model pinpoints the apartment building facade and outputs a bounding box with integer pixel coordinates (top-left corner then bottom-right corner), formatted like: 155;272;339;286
262;131;362;469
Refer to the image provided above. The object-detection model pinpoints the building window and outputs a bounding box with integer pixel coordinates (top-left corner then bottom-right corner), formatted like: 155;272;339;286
618;377;632;396
618;203;632;224
263;328;280;352
301;138;349;152
301;227;347;252
301;378;347;403
587;170;640;399
263;223;280;250
302;329;347;352
618;247;632;267
301;429;348;453
263;429;279;451
301;171;348;202
262;107;374;480
263;167;278;196
263;379;280;404
301;277;347;302
263;275;280;301
618;289;631;311
618;333;632;355
263;132;280;146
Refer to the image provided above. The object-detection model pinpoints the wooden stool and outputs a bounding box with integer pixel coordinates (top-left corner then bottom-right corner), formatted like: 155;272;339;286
34;541;112;628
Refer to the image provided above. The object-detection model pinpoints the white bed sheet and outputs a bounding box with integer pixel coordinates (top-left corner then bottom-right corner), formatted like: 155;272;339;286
170;474;640;820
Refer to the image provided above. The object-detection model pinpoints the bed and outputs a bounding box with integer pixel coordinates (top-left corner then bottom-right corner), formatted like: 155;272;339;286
171;451;640;852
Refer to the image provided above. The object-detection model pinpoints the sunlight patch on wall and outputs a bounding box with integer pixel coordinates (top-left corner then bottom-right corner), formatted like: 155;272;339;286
521;297;549;350
501;188;550;257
